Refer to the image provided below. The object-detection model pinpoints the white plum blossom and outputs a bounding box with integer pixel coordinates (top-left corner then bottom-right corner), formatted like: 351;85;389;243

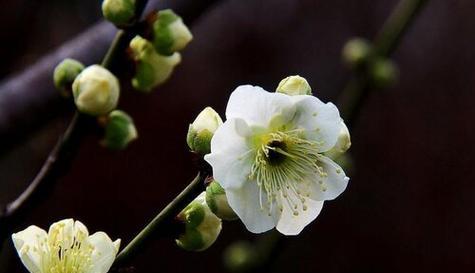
205;85;350;235
12;219;121;273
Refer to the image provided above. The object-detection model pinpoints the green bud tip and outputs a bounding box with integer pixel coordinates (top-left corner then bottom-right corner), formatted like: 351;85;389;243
342;38;372;68
102;0;136;26
152;9;193;56
370;58;398;88
176;192;222;251
206;180;238;221
186;107;223;155
72;65;120;116
53;58;84;96
129;35;181;92
102;110;138;150
276;75;312;96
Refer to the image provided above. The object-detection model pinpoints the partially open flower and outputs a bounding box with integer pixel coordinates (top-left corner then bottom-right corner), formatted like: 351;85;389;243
72;65;120;116
12;219;120;273
176;192;222;251
129;35;181;92
102;110;138;150
205;85;350;235
151;9;193;56
187;107;223;155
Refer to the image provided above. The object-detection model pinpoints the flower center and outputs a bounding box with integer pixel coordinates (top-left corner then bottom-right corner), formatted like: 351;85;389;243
34;223;94;273
249;129;327;216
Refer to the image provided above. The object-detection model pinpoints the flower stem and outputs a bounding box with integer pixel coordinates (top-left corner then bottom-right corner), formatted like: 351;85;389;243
0;0;150;253
338;0;429;128
113;172;207;267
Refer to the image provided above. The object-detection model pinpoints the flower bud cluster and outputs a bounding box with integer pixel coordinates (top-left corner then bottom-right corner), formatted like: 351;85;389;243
129;9;192;92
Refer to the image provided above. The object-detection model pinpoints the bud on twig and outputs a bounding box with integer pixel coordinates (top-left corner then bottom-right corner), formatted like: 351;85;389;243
129;35;181;92
72;65;120;116
151;9;193;56
176;192;222;251
102;0;136;27
101;110;138;150
206;180;238;221
186;107;223;155
53;58;84;96
276;75;312;96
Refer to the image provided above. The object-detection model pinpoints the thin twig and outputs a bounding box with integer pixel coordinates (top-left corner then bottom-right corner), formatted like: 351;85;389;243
113;172;208;268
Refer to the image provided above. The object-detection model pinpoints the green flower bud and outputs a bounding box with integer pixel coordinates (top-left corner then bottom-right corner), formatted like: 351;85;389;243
369;58;398;88
223;241;259;273
186;107;223;155
276;75;312;96
206;180;238;221
152;9;193;56
72;65;120;116
53;58;84;96
129;35;181;92
102;0;136;26
176;192;222;251
102;110;138;150
342;38;372;68
324;120;351;160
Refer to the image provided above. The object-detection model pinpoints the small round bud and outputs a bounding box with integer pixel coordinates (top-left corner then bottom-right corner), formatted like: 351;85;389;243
342;38;372;68
186;107;223;155
369;58;398;88
324;120;351;160
276;75;312;95
206;180;238;221
176;192;222;252
53;58;84;96
129;35;181;92
101;110;138;150
152;9;193;56
102;0;136;26
72;65;120;116
223;241;258;273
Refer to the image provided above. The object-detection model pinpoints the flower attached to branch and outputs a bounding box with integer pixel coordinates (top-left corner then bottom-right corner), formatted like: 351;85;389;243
205;84;350;235
11;219;120;273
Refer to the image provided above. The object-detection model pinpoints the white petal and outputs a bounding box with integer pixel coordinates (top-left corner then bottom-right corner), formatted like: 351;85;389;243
309;156;349;201
113;239;121;253
225;85;295;127
11;226;47;273
48;218;75;248
205;118;254;190
225;180;278;234
74;220;90;237
276;198;324;235
291;95;341;152
85;232;120;273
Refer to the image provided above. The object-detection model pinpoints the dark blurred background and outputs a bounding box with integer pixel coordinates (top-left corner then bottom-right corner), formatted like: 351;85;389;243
1;0;474;272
